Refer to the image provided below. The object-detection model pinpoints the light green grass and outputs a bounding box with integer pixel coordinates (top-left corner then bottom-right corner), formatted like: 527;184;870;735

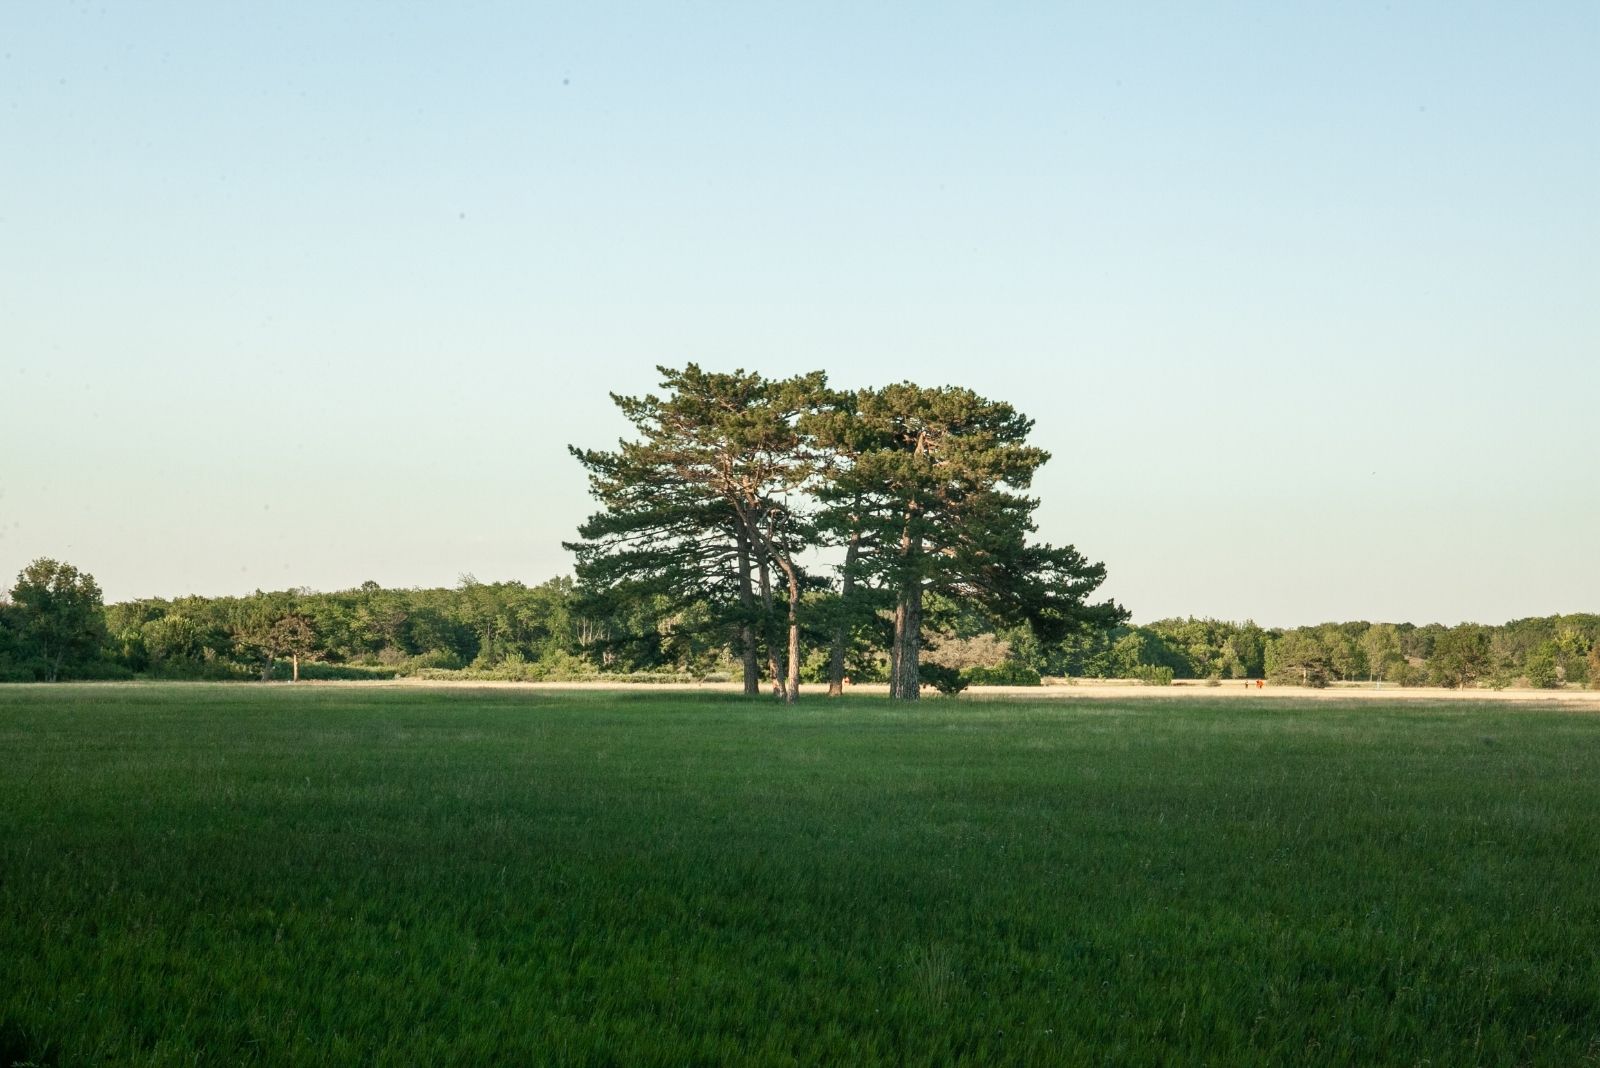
2;685;1598;1065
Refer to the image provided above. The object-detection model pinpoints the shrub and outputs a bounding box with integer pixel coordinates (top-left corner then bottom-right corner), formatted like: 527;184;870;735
919;663;969;696
145;660;253;681
404;649;465;672
284;662;399;681
61;659;136;681
1524;649;1561;689
1131;664;1174;686
964;662;1042;687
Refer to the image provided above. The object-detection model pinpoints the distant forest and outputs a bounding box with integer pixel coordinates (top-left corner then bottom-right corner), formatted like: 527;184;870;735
3;558;1597;691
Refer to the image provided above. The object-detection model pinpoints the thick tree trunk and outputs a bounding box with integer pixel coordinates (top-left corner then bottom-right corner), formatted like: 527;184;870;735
786;615;800;704
734;529;760;696
260;656;274;682
827;531;862;697
891;581;923;700
889;518;923;701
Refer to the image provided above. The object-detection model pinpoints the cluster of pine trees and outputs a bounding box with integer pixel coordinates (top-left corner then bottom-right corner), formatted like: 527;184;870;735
565;366;1123;701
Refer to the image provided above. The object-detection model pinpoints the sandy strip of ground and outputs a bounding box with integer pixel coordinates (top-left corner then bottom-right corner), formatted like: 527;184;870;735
368;677;1600;709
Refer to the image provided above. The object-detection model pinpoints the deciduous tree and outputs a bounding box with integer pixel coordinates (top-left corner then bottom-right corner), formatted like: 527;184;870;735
1360;623;1402;684
8;559;107;681
1429;625;1494;689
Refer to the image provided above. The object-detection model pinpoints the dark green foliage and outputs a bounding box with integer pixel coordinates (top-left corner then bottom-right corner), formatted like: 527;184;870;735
1053;619;1269;681
1524;644;1561;688
917;662;969;695
10;559;1598;692
1430;625;1494;688
809;382;1123;699
5;558;109;680
1267;631;1332;688
1131;663;1176;686
566;369;1124;701
566;366;832;700
5;686;1600;1064
95;578;598;681
963;661;1042;686
0;599;30;681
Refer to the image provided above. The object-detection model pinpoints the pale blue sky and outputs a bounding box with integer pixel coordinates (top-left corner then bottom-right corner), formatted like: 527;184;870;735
2;3;1595;626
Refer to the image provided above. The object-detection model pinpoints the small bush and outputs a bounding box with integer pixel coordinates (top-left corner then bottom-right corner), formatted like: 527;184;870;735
1131;664;1174;686
964;662;1042;687
284;662;399;681
404;649;466;672
62;660;136;681
919;663;969;696
144;660;253;682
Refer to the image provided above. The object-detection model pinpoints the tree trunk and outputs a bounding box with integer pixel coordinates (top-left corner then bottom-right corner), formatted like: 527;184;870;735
291;653;300;683
891;580;923;700
260;656;275;682
827;530;862;697
757;554;781;696
734;528;760;696
774;554;803;705
890;517;923;701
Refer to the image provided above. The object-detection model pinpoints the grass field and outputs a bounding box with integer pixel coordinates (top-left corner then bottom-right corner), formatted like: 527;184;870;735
3;684;1598;1065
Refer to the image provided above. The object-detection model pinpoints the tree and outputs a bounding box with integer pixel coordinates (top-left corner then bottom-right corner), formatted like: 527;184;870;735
8;559;108;681
228;592;303;681
568;366;827;701
1360;623;1402;684
1523;643;1560;688
1112;628;1186;679
685;368;826;704
270;614;317;682
813;383;1121;700
1430;624;1493;689
1266;630;1331;687
1589;642;1600;691
1321;624;1367;682
0;593;25;681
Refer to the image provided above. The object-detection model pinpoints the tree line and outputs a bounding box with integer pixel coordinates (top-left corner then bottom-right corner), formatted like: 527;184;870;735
4;369;1596;693
2;557;1597;691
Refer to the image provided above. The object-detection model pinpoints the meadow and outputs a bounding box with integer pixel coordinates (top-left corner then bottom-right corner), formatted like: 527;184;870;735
2;685;1598;1066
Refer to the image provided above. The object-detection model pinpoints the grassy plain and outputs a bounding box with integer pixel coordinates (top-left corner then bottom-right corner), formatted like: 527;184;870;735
2;684;1598;1065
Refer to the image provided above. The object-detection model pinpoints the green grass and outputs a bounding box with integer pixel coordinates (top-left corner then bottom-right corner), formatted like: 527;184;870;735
2;685;1598;1066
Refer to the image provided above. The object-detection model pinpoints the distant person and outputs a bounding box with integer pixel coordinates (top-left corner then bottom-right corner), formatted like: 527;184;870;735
1256;679;1264;689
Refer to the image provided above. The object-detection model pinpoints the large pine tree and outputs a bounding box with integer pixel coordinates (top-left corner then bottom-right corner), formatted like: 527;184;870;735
567;365;825;700
811;383;1123;700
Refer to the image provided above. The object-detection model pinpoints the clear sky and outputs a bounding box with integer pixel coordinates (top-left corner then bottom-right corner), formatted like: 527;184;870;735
2;3;1595;626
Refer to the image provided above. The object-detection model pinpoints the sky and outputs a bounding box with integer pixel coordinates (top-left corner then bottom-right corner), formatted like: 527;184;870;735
1;3;1596;627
